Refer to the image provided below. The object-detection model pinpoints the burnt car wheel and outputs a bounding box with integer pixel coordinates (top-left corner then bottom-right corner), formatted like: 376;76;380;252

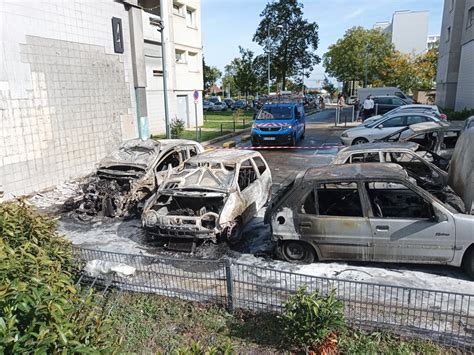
226;220;243;246
463;247;474;279
280;241;315;264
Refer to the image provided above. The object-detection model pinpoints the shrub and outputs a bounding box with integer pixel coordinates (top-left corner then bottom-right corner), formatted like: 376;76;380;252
0;201;116;353
279;285;345;351
232;108;245;122
443;108;474;121
171;117;186;138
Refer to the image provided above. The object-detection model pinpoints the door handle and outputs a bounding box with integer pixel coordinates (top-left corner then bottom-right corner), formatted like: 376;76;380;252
376;225;389;231
300;222;312;228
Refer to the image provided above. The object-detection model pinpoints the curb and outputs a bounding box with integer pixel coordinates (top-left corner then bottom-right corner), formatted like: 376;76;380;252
201;127;251;146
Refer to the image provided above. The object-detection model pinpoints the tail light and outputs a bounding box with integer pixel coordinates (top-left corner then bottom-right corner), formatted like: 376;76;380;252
440;113;447;120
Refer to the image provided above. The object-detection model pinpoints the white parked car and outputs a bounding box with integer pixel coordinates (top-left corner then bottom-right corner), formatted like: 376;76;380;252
364;104;446;125
142;150;272;246
341;112;442;146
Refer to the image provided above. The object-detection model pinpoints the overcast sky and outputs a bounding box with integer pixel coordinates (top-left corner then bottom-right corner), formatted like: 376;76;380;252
201;0;444;86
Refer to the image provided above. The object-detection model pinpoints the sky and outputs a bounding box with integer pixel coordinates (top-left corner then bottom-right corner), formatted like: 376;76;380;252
201;0;444;87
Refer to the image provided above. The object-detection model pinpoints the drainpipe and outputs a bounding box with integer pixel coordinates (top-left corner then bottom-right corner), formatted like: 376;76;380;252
127;3;149;139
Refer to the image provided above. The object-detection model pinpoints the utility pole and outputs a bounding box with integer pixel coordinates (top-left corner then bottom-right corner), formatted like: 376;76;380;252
159;4;171;138
267;26;271;95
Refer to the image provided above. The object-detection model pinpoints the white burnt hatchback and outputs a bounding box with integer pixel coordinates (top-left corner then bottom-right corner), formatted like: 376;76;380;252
142;149;272;249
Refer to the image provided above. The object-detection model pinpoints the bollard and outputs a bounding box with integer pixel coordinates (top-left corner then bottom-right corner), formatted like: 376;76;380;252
352;105;355;122
375;104;379;116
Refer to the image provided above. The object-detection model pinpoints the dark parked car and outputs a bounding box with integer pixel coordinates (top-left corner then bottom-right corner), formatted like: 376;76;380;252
372;96;409;115
232;100;248;110
224;98;234;109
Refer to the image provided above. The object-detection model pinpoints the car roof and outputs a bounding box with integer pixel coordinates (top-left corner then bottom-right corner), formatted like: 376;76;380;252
187;149;262;164
302;163;407;182
339;141;419;153
409;121;460;133
156;139;202;150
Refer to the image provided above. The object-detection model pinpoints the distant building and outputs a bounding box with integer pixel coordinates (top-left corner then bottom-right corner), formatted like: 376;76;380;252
427;34;441;50
207;84;221;95
374;10;429;55
436;0;474;110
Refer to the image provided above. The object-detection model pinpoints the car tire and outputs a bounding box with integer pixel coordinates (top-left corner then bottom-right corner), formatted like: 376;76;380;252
301;127;306;139
463;247;474;279
352;137;369;145
279;241;316;264
226;220;243;246
251;139;259;147
290;134;296;146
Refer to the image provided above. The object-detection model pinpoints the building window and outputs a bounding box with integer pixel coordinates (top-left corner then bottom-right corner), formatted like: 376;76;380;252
468;7;474;28
186;8;196;27
173;1;184;16
175;49;186;63
446;26;451;42
188;52;198;72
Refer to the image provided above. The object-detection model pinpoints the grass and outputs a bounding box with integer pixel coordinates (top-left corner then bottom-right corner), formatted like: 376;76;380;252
109;292;454;354
153;129;232;142
203;111;254;121
201;121;252;130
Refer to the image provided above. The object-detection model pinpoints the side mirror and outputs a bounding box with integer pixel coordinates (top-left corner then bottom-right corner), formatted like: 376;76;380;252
433;205;448;223
377;124;384;129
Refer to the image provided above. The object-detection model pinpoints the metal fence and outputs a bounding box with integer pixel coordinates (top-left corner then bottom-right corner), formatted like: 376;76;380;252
72;247;474;350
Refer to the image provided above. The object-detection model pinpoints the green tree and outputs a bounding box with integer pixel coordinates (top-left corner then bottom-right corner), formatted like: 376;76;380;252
229;47;258;100
323;26;394;89
322;78;337;98
203;57;222;91
253;0;320;90
414;46;438;91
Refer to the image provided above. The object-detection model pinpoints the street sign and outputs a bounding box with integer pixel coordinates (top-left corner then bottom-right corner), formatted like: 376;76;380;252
193;90;199;103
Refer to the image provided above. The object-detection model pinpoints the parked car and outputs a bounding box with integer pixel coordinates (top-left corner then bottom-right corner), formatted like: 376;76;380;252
264;163;474;278
364;104;447;125
357;87;414;104
251;102;305;146
203;100;214;111
341;112;442;146
369;96;409;115
376;121;462;160
208;96;220;104
232;100;248;110
463;116;474;131
142;150;272;248
332;142;450;191
64;139;204;219
210;102;228;112
224;98;234;109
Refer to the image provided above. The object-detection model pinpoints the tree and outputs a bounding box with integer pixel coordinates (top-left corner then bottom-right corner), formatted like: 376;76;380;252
202;57;222;91
323;27;394;89
322;78;337;98
414;46;438;91
253;0;320;90
227;47;259;100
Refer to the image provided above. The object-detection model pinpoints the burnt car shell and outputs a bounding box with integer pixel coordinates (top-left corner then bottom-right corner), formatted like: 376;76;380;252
142;149;272;245
65;139;203;219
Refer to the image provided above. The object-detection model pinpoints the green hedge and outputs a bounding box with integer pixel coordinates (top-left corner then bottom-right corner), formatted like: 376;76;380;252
444;108;474;121
0;201;116;353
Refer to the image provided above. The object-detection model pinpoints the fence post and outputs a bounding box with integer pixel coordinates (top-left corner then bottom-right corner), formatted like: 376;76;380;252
375;104;379;116
344;107;347;127
352;105;355;122
198;127;201;142
225;258;234;313
221;123;223;135
233;120;236;132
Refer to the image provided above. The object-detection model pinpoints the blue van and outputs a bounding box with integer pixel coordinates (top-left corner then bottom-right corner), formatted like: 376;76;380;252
251;102;306;146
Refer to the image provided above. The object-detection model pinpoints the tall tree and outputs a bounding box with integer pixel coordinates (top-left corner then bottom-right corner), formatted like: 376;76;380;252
202;57;222;91
323;27;394;88
414;46;438;91
229;47;259;100
253;0;320;90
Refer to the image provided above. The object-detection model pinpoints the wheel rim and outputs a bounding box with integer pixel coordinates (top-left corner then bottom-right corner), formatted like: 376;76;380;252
283;242;306;261
354;139;366;145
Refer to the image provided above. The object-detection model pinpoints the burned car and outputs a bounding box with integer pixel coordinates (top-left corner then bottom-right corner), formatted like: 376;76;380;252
375;121;462;160
65;139;204;219
332;142;449;190
265;163;474;278
142;150;272;248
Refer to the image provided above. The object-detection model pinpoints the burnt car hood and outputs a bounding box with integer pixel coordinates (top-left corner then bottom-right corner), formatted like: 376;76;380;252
98;139;160;171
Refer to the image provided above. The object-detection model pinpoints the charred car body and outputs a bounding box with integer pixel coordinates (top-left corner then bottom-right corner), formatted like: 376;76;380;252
65;139;203;219
265;164;474;278
142;150;272;247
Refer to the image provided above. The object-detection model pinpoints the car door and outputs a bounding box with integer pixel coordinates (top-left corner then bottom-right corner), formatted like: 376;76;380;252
363;180;455;263
369;115;407;141
297;181;373;261
236;159;261;223
251;156;272;209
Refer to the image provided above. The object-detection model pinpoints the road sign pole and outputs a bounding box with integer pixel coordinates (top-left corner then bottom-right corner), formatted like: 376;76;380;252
195;102;198;141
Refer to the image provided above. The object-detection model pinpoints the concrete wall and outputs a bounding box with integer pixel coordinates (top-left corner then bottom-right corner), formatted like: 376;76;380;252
436;0;466;109
0;1;138;196
143;0;203;135
455;0;474;110
391;11;429;55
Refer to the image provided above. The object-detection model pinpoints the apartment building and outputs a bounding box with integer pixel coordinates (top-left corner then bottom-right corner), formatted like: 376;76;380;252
0;0;203;196
373;10;429;56
436;0;474;110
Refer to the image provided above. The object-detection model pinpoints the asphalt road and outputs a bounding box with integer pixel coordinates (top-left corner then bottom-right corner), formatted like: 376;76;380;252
210;108;350;184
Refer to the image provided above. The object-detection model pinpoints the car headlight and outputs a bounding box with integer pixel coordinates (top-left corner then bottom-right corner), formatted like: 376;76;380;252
144;210;158;226
341;132;348;138
252;123;257;129
286;125;293;129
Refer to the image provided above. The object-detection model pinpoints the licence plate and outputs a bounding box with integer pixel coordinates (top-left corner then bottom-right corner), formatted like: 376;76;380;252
263;137;276;141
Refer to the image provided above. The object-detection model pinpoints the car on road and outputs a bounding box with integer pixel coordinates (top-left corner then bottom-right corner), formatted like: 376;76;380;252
251;102;306;146
340;111;442;146
142;150;272;249
376;121;462;160
357;87;414;104
332;142;450;191
208;96;220;105
210;101;228;112
203;100;214;111
370;96;409;115
264;163;474;278
364;104;447;125
64;139;204;219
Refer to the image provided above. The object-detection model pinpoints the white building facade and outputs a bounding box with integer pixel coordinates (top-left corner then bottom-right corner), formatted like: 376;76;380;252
0;0;203;196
